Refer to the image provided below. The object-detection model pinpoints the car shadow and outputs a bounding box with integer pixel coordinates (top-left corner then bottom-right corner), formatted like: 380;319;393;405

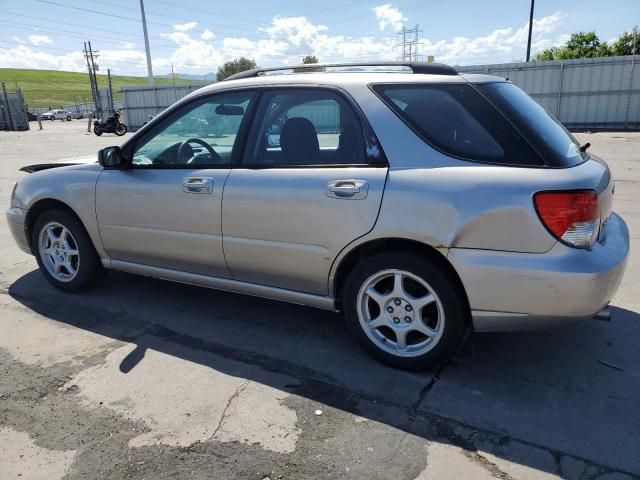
9;269;640;476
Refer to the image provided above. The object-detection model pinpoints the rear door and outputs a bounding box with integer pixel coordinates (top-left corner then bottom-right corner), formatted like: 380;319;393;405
96;90;255;277
222;88;388;295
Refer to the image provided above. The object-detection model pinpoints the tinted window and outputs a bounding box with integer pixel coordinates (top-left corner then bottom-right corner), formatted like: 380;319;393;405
373;83;543;166
132;91;253;167
478;82;587;167
244;89;366;166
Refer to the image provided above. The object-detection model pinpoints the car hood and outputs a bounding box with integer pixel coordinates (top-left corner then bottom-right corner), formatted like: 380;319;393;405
20;155;98;173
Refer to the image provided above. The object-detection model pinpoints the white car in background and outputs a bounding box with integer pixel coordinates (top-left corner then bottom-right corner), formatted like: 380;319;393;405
40;110;72;121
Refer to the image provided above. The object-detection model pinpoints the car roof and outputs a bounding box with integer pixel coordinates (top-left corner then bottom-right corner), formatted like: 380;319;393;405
193;71;506;96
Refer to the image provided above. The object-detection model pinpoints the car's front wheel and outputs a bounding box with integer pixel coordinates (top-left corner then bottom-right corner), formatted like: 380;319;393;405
343;252;469;370
66;115;71;121
32;209;104;292
50;116;55;121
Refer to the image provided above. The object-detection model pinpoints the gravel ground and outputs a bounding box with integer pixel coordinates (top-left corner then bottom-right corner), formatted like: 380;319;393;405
0;120;638;480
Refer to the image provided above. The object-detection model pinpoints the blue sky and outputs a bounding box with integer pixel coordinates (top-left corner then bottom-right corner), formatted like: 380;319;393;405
0;0;637;75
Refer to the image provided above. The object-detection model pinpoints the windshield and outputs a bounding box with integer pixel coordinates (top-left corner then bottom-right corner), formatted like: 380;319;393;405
478;82;587;167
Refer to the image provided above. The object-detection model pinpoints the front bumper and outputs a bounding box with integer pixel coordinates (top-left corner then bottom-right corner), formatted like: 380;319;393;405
6;206;32;255
449;213;629;332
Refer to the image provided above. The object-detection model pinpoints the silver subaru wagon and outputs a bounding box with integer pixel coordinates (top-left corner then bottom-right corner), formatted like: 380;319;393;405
7;62;629;370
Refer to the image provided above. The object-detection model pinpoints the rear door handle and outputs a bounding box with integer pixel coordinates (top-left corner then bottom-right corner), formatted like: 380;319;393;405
326;180;368;199
182;177;213;194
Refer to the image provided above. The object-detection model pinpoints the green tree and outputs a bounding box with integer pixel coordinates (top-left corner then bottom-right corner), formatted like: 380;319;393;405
534;31;612;61
611;30;638;56
302;55;319;64
216;57;257;81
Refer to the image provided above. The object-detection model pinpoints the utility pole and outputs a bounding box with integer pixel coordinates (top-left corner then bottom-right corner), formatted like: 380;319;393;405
139;0;154;85
397;25;424;62
83;42;97;121
107;68;114;112
526;0;535;61
88;41;102;119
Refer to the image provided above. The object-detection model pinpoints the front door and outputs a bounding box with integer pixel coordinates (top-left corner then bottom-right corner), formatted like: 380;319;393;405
96;90;255;277
222;88;388;295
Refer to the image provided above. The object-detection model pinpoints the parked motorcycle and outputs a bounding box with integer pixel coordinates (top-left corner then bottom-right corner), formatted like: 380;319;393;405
94;110;127;136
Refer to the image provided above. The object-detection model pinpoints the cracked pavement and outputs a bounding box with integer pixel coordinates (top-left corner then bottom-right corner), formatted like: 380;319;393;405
0;123;639;479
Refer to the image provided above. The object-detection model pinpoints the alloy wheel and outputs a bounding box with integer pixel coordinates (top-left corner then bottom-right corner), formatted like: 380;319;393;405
38;222;80;282
356;269;445;358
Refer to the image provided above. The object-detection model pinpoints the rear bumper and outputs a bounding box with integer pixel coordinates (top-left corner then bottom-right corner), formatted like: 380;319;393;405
449;213;629;332
6;206;32;255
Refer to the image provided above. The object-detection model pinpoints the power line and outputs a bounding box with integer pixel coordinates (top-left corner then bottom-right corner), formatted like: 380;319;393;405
32;0;274;42
94;0;259;33
150;0;270;25
0;10;177;46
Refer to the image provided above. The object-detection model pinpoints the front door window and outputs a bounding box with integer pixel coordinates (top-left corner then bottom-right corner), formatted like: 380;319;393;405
131;91;254;167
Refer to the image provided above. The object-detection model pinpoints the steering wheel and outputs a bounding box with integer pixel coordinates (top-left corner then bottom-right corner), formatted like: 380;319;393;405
177;138;221;164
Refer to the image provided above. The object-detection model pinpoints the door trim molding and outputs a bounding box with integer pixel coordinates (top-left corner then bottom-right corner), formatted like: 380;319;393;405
109;259;338;311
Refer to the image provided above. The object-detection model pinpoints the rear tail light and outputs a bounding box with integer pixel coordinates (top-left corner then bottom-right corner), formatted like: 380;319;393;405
534;190;599;249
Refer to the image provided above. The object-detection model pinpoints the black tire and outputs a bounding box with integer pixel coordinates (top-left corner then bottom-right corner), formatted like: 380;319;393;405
115;123;127;136
50;116;56;121
32;208;105;292
342;252;469;371
93;125;103;136
66;115;72;121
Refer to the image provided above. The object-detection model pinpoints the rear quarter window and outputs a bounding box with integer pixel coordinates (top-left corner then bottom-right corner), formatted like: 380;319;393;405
371;83;544;167
478;82;587;168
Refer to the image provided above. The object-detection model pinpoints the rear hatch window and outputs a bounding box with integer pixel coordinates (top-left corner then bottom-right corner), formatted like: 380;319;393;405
478;82;587;168
372;82;587;168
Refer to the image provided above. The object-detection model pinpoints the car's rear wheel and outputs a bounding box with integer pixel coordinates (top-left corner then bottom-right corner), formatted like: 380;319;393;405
32;209;104;292
343;252;469;370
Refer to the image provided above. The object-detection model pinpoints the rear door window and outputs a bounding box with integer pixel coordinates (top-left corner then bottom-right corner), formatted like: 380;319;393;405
372;83;544;166
243;89;367;166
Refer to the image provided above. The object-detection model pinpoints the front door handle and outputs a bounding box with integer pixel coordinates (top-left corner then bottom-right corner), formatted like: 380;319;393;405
182;177;213;194
326;179;369;200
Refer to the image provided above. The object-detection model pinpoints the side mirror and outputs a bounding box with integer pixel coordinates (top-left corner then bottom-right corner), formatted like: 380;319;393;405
98;146;126;169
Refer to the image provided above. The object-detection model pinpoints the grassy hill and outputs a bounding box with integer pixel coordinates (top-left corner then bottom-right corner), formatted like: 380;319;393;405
0;68;205;109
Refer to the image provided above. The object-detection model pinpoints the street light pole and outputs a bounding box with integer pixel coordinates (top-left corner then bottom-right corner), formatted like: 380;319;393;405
526;0;535;62
139;0;154;85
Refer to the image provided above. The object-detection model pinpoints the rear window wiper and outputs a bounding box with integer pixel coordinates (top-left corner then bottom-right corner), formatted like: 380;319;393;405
579;142;591;153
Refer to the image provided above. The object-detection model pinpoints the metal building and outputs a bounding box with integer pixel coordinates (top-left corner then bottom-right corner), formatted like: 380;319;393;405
458;55;639;130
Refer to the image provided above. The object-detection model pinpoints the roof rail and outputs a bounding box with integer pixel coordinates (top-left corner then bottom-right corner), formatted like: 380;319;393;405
223;61;458;81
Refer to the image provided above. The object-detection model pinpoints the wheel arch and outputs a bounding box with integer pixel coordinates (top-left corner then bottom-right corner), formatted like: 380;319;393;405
25;199;88;252
331;237;470;321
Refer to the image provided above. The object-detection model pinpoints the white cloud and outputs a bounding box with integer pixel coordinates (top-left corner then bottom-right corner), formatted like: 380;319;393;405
421;11;567;64
373;4;407;31
0;44;84;71
12;36;26;44
157;31;224;71
0;11;568;75
28;35;52;46
201;29;215;40
173;22;197;32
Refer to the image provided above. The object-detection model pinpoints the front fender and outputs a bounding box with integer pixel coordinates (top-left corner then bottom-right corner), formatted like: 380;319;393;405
14;164;107;259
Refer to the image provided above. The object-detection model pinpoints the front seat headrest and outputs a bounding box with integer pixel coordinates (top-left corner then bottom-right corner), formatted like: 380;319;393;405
280;117;320;164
